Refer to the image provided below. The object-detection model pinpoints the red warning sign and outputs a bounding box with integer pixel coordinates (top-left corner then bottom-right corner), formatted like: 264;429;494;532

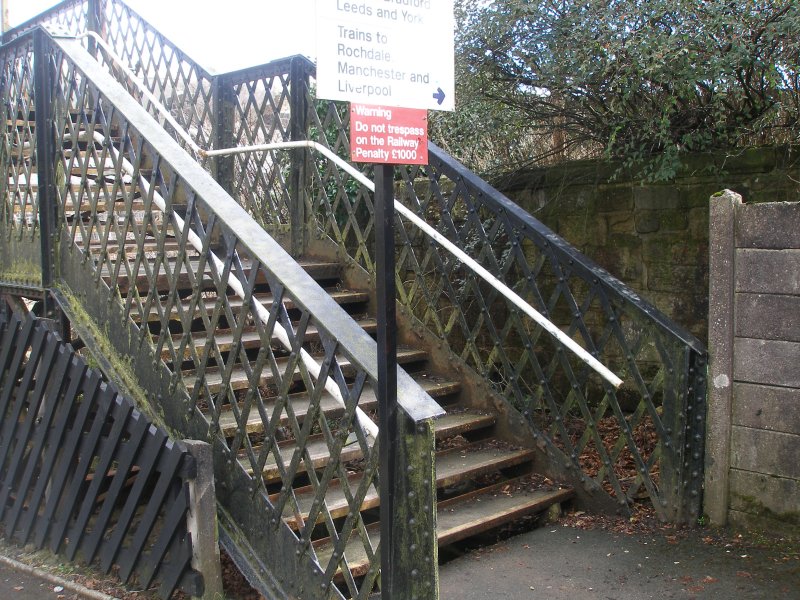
350;104;428;165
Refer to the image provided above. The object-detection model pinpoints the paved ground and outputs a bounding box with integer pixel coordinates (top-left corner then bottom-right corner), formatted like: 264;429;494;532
1;520;798;599
0;560;80;600
440;524;800;599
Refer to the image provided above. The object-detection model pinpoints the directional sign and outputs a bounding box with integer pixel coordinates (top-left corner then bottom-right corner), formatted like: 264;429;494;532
315;0;455;111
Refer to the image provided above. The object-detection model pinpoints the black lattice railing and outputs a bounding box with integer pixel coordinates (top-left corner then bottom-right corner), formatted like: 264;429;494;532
0;36;41;282
220;60;297;230
0;308;202;599
95;0;215;153
10;0;296;230
395;147;707;521
6;0;215;158
0;0;88;42
308;87;708;522
306;98;377;269
0;26;441;599
288;66;708;521
3;1;707;522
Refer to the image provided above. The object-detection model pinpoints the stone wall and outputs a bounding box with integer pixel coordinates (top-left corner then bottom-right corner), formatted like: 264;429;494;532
705;191;800;532
497;146;800;343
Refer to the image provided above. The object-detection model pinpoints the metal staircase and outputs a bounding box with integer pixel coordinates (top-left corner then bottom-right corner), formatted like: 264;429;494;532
0;2;708;599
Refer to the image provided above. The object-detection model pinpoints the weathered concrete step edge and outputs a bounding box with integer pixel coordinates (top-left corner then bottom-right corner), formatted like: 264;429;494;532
212;375;462;437
183;347;429;394
313;482;574;577
130;288;369;324
251;427;519;484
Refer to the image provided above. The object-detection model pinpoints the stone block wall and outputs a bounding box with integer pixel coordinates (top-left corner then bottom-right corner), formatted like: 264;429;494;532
497;146;800;343
705;191;800;532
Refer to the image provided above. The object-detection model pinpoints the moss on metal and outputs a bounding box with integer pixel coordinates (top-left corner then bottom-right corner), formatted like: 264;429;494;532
0;259;43;286
390;418;440;599
55;285;179;438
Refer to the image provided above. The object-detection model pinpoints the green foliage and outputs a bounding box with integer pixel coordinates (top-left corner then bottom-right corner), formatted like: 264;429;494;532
309;96;375;249
443;0;800;181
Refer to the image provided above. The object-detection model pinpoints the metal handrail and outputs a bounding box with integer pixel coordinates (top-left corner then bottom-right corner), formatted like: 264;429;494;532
205;143;624;388
87;128;378;439
73;29;623;388
0;0;84;43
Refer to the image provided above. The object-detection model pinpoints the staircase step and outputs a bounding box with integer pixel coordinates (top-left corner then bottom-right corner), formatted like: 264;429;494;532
7;118;35;128
64;198;145;216
313;479;573;577
103;258;341;294
273;474;381;527
131;288;368;324
6;173;132;197
9;109;95;124
435;481;573;546
213;375;461;437
85;238;182;258
9;144;33;159
252;433;364;483
66;157;119;177
75;236;185;264
435;443;535;489
272;413;498;526
162;319;378;360
185;347;428;394
252;416;502;483
16;180;136;201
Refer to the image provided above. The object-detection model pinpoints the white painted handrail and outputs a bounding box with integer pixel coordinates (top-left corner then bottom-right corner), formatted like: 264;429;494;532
205;142;624;389
79;33;623;389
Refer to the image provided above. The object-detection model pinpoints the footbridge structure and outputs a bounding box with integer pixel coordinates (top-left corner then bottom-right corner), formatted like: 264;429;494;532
0;3;707;598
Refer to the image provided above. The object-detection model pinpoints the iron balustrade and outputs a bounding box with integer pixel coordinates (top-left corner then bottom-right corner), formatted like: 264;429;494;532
5;0;707;522
308;92;708;521
0;26;442;600
5;0;215;158
0;36;41;283
0;0;88;42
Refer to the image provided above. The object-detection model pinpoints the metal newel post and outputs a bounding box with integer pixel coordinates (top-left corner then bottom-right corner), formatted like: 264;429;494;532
375;163;398;596
1;0;9;38
211;75;236;197
183;440;224;600
86;0;102;56
33;29;57;315
289;58;309;257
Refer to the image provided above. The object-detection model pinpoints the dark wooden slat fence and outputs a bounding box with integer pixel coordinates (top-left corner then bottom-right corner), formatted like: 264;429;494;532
0;308;203;598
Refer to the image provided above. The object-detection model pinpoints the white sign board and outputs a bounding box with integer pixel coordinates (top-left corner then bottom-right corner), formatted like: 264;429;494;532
315;0;455;111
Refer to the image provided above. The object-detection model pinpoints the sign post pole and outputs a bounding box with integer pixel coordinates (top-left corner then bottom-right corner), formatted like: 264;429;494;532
314;1;454;593
374;162;398;594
